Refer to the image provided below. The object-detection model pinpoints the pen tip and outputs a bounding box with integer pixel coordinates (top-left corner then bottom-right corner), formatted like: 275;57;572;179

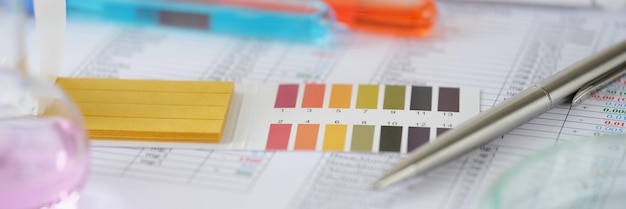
370;174;399;191
371;161;428;190
370;181;384;191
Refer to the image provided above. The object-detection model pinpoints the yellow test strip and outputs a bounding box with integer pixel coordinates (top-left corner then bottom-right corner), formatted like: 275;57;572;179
77;103;228;119
56;78;234;143
64;90;233;106
57;78;233;93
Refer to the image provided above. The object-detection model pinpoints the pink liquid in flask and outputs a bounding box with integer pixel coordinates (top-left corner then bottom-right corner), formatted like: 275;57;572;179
0;117;88;209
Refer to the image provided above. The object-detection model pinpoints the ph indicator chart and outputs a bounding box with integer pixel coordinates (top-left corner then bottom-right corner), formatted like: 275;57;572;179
237;84;480;153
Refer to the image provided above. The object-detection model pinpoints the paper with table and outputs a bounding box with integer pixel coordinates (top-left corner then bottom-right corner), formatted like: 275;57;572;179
37;1;626;208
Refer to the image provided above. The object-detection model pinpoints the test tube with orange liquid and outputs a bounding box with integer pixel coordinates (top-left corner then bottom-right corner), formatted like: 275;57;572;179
324;0;437;36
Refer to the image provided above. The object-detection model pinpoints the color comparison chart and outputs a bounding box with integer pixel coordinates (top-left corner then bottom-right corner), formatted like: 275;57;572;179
237;84;480;153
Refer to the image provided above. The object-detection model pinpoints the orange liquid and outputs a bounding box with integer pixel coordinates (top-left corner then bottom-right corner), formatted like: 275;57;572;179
325;0;437;36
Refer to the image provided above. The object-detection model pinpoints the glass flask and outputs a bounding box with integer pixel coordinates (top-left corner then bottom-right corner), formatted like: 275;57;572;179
0;69;89;209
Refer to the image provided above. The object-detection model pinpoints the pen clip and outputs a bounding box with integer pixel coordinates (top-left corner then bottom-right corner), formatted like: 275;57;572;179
572;64;626;104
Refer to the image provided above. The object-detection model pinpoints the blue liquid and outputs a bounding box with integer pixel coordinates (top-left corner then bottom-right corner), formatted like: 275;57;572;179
66;0;333;43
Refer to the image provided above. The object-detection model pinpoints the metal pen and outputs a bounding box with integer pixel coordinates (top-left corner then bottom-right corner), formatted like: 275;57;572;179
373;39;626;190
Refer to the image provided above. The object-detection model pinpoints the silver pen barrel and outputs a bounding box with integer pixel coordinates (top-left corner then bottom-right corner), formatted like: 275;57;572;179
373;39;626;190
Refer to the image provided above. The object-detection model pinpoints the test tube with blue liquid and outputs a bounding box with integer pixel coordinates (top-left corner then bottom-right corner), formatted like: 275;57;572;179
66;0;337;43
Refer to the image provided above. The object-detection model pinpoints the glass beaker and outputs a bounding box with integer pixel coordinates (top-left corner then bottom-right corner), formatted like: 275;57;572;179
480;137;626;209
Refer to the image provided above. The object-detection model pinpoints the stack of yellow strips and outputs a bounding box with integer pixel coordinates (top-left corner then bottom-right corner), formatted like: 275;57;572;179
56;78;234;143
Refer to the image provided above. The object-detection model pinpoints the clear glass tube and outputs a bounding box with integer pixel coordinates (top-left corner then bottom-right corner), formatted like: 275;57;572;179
0;0;27;72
